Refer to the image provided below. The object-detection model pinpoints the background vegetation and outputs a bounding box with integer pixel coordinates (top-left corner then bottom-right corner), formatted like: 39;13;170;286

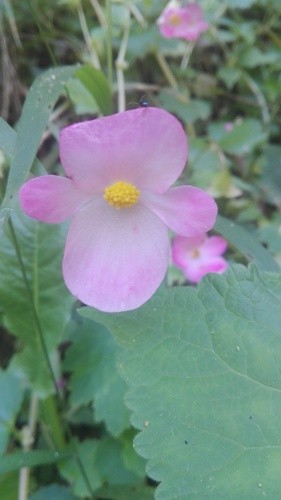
0;0;281;498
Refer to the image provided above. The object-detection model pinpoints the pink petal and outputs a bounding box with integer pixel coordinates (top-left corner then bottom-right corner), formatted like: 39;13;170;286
172;234;204;269
201;235;228;257
19;176;92;223
157;4;208;41
59;108;187;194
62;197;169;312
183;257;228;283
141;186;217;237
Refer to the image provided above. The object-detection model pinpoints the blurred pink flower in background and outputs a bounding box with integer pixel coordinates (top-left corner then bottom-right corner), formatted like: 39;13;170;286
157;1;208;41
20;108;217;312
224;122;234;132
172;233;228;283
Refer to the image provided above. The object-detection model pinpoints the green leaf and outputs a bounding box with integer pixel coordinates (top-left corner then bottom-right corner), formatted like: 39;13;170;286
224;0;255;8
64;318;130;436
0;118;17;159
94;483;154;500
258;145;281;207
96;436;145;485
0;371;23;453
159;91;211;124
75;65;112;116
239;46;280;68
66;78;99;115
59;436;148;498
208;119;266;155
215;215;280;272
0;450;71;474
0;471;34;500
80;265;281;497
30;484;76;500
0;117;45;176
59;440;102;497
0;205;74;395
0;66;77;229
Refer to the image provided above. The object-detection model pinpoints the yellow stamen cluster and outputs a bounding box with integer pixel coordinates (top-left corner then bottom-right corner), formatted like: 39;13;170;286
103;181;140;209
169;13;181;26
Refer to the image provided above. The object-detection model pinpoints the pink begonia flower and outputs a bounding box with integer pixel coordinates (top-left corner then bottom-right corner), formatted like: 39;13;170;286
157;2;208;41
20;108;217;312
224;122;234;132
172;233;228;283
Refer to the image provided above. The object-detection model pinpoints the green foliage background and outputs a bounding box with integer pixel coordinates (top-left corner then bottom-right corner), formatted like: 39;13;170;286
0;0;280;498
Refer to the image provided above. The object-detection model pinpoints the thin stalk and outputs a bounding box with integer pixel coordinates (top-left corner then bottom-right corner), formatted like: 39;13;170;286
7;218;95;498
116;16;130;112
77;3;101;69
40;396;66;450
18;394;39;500
154;50;179;90
105;0;113;90
242;72;270;125
127;1;147;28
180;41;195;70
90;0;107;28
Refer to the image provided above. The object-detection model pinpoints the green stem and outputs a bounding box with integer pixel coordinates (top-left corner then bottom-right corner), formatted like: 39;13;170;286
105;0;113;90
41;396;66;450
154;50;178;90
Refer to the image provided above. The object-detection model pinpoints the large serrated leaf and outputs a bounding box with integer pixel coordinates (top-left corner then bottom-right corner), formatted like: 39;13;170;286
80;264;281;498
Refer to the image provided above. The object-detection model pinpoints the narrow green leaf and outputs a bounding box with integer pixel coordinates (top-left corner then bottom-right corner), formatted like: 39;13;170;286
0;117;45;175
0;118;17;158
0;66;77;229
75;65;112;116
0;450;71;474
215;215;280;272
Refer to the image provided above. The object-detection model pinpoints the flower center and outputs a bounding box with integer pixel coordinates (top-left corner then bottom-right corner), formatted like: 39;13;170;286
169;13;181;26
103;181;140;209
191;249;200;259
